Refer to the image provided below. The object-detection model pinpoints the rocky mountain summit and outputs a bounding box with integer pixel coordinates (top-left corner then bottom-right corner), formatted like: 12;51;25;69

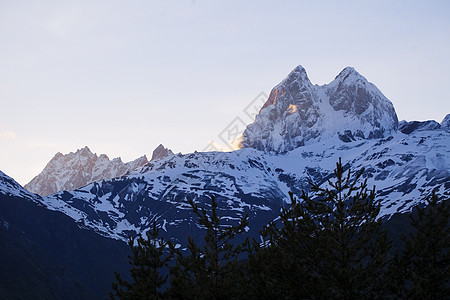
24;147;148;196
151;144;174;161
399;120;441;134
242;66;398;152
441;113;450;129
398;113;450;134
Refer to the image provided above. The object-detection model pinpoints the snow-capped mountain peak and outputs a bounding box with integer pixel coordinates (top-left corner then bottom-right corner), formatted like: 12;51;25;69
333;66;363;82
242;65;398;153
441;114;450;130
260;64;315;111
151;144;174;161
281;64;312;87
24;147;149;196
77;146;92;155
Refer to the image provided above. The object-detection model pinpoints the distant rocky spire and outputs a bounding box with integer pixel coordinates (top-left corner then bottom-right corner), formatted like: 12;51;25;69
24;147;148;196
151;144;174;161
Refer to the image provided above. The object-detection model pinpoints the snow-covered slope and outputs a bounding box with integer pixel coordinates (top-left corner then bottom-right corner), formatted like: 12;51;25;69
0;170;43;202
35;128;449;242
242;66;398;152
24;146;148;196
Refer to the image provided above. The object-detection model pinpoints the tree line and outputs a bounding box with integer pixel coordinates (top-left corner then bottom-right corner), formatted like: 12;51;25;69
111;159;449;299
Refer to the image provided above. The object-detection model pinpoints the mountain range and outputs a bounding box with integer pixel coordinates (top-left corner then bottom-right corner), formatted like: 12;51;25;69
16;65;450;243
25;144;174;196
1;65;449;298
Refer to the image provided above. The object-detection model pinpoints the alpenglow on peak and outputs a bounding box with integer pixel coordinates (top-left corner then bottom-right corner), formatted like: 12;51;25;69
241;65;398;153
24;147;148;196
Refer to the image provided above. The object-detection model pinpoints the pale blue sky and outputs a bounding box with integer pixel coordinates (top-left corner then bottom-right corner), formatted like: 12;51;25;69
1;0;449;185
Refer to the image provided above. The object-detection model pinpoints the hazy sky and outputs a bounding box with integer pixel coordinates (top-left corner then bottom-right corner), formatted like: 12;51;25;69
1;0;449;185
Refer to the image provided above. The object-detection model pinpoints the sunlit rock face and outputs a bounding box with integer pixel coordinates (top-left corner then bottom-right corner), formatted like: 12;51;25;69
151;144;174;161
24;146;148;196
326;67;398;138
242;65;398;153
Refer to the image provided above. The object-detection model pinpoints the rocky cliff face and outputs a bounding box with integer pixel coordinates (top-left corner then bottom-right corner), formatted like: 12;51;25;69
242;66;398;152
399;120;441;134
441;114;450;130
151;144;174;161
24;147;148;196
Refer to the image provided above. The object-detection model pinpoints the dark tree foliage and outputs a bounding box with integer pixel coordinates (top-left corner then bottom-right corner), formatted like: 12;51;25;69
391;191;450;299
248;158;392;299
244;234;282;299
306;158;392;298
245;197;319;299
168;195;249;300
111;221;172;300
